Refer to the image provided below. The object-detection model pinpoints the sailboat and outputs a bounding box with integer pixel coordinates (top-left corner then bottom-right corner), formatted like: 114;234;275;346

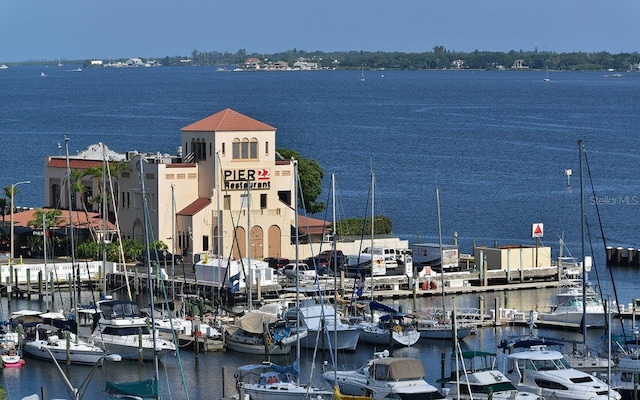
30;135;107;366
500;141;613;375
105;155;188;400
414;187;473;340
543;66;550;82
235;160;331;400
87;150;173;363
221;168;304;356
360;65;365;81
287;173;360;352
354;172;419;347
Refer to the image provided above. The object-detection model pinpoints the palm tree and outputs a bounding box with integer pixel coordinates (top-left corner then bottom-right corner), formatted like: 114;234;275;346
65;168;97;242
27;208;63;230
0;197;7;227
3;185;20;228
27;208;63;257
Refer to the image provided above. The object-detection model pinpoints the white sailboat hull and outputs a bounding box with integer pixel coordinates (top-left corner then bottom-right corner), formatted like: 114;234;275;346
359;324;420;346
297;327;361;351
243;383;332;400
24;340;105;365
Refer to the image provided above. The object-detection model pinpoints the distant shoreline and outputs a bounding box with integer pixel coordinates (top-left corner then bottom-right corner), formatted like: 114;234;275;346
3;47;638;72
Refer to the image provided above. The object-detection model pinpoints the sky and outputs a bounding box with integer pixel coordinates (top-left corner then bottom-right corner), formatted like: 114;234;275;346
1;0;639;62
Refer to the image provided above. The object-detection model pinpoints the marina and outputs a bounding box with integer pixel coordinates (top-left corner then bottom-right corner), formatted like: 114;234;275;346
0;67;639;399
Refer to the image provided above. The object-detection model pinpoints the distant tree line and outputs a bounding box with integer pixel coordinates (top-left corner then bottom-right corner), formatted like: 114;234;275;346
144;46;640;71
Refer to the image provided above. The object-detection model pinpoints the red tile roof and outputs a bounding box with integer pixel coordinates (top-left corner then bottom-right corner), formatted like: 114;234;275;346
181;108;275;132
10;208;116;231
177;198;212;216
297;215;330;235
47;158;103;169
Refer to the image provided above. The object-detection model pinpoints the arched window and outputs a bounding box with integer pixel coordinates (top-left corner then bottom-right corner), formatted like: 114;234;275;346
241;138;249;159
250;138;258;159
190;138;207;161
232;137;259;160
232;139;240;159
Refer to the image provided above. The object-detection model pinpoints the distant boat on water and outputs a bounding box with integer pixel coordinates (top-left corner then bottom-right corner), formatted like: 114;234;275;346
0;64;8;70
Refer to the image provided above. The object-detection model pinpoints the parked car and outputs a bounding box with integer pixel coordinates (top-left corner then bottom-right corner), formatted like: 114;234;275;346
318;250;345;267
304;256;334;276
304;256;329;267
282;263;317;280
263;257;290;270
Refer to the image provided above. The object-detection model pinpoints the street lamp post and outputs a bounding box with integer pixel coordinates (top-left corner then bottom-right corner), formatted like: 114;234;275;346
38;344;121;400
9;180;30;265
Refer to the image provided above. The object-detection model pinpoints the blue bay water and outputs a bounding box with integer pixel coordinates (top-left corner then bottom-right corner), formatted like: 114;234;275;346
1;65;639;399
0;66;638;257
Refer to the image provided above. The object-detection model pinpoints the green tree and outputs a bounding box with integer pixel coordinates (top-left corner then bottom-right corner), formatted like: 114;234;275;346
334;215;393;236
276;149;326;214
0;198;7;226
27;208;63;229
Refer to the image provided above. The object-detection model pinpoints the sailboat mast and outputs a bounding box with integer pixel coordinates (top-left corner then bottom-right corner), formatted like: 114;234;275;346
43;213;49;311
331;173;337;382
64;135;78;323
294;160;301;363
216;152;222;257
436;186;446;316
578;140;587;342
138;157;161;398
171;184;176;297
101;142;107;298
370;171;375;303
247;178;252;310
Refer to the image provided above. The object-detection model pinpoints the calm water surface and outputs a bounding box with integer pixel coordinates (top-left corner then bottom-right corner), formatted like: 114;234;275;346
1;66;639;398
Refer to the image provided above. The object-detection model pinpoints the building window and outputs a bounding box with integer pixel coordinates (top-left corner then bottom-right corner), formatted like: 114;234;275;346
203;235;209;252
232;137;259;160
222;142;226;156
191;138;207;161
260;193;267;209
250;139;258;159
84;186;93;210
265;141;269;156
278;190;291;206
224;195;231;210
232;139;240;159
51;184;61;208
241;139;249;159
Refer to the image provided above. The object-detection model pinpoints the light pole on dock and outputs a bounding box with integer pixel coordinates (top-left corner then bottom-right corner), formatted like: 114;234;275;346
9;180;30;265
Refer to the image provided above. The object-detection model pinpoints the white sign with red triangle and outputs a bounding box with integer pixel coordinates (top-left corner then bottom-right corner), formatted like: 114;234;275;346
532;223;544;238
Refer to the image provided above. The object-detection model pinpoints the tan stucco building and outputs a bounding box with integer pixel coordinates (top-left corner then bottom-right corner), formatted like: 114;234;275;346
43;109;328;263
43;109;410;265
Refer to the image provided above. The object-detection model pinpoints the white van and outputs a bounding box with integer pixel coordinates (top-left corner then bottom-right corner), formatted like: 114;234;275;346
363;247;399;269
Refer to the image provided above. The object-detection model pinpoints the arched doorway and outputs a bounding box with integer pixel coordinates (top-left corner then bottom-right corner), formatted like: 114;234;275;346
250;226;263;259
232;226;246;259
133;218;144;243
267;225;282;258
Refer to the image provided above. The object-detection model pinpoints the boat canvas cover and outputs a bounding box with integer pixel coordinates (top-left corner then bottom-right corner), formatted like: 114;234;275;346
238;359;300;377
105;378;158;399
235;312;279;334
369;301;398;315
372;358;425;381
